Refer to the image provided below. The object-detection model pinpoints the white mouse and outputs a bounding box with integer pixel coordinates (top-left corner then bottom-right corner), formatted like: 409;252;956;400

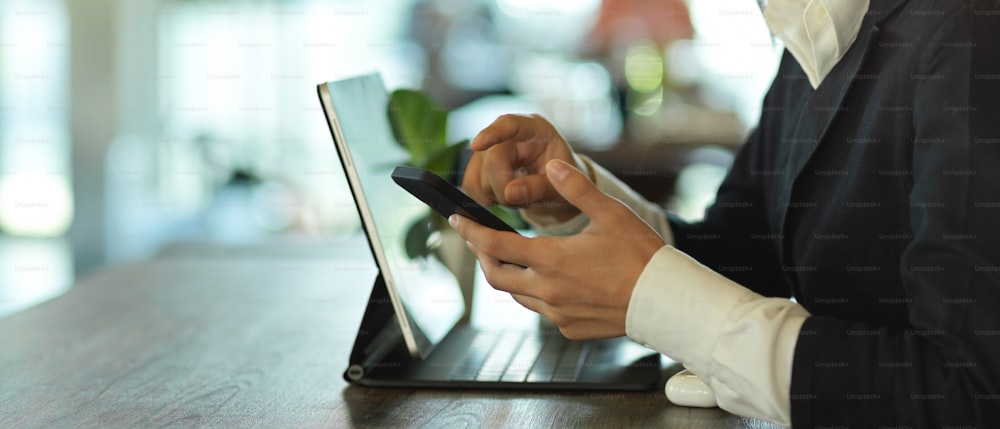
665;369;719;408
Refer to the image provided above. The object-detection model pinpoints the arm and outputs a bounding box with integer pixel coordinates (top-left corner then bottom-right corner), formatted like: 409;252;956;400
791;7;1000;427
460;159;810;425
527;128;790;298
668;127;789;298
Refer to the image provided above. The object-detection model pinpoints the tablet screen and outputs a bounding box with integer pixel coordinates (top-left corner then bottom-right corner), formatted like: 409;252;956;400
319;74;464;359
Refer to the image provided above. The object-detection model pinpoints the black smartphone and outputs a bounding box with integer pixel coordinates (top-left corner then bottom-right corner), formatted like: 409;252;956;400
391;166;518;234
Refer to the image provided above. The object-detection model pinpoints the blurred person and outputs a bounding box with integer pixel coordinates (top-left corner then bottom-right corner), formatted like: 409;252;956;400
584;0;694;123
587;0;694;51
451;0;1000;427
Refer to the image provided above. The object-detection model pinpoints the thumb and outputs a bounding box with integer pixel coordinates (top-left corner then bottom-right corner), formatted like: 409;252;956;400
546;159;619;222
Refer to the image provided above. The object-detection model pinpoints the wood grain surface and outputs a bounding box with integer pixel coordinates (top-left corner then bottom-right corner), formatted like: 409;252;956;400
0;240;780;428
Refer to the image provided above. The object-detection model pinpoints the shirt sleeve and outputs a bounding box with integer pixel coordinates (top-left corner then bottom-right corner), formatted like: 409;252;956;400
626;246;810;426
521;155;674;245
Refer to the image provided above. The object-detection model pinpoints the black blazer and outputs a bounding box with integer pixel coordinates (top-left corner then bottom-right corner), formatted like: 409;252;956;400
669;0;1000;427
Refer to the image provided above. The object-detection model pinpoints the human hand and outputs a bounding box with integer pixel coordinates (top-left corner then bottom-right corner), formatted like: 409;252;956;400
462;114;591;222
450;159;665;339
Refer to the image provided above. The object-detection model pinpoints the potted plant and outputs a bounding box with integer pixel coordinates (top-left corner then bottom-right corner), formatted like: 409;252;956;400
387;89;523;319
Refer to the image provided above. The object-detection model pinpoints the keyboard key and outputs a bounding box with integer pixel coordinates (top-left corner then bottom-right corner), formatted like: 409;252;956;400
552;342;589;382
475;332;525;381
449;330;591;384
500;335;543;382
525;335;566;382
450;331;500;380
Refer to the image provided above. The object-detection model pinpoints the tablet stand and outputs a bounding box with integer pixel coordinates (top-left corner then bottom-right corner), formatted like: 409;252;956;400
344;273;409;382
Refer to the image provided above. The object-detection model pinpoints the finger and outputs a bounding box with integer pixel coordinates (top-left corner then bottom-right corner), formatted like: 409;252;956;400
470;114;538;151
476;254;536;297
503;174;562;206
482;146;517;205
471;245;542;299
510;293;552;315
449;215;533;267
546;159;621;223
461;154;498;206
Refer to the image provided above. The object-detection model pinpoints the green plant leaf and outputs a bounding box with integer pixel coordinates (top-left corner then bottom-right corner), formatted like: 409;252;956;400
419;140;468;180
488;205;527;230
404;214;436;260
388;89;448;165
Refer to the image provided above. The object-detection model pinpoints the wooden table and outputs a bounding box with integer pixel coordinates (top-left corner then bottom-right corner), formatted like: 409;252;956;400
0;237;779;428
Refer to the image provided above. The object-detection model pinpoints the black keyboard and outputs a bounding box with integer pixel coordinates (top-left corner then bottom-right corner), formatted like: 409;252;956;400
449;331;590;383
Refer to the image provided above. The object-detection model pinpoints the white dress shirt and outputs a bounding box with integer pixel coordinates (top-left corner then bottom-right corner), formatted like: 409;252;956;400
764;0;871;89
522;1;870;425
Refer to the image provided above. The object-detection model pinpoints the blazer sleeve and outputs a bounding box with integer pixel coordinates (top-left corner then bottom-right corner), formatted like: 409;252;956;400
669;125;790;298
790;7;1000;428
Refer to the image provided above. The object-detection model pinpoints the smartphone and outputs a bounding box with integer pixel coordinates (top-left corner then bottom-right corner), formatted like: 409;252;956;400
391;166;518;234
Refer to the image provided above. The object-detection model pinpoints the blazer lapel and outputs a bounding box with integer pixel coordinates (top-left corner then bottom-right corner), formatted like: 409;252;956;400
776;0;909;236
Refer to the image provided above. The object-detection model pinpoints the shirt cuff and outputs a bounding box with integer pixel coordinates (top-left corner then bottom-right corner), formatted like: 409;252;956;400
626;246;809;426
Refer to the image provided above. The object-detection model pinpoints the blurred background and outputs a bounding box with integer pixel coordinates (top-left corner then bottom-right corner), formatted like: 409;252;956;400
0;0;782;317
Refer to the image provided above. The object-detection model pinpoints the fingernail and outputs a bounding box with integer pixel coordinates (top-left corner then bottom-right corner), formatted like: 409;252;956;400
547;160;570;181
448;214;458;228
508;184;526;202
